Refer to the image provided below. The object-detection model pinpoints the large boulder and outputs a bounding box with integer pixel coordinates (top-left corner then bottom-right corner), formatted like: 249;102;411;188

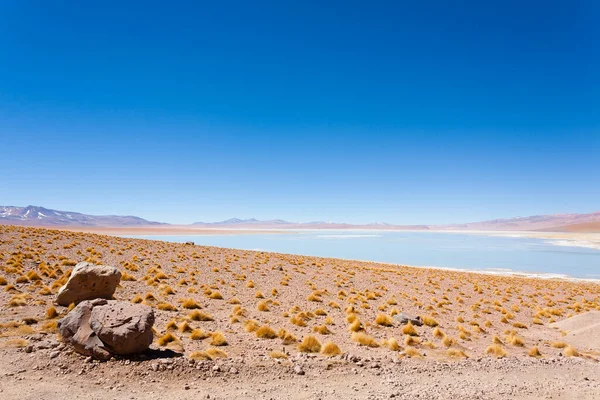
56;262;121;306
90;301;155;355
58;299;154;360
57;298;112;360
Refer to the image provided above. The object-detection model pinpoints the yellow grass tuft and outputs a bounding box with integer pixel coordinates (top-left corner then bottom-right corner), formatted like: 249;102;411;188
433;327;444;338
485;344;506;358
157;302;177;311
447;348;468;358
210;331;228;346
320;341;343;356
313;325;332;335
270;350;288;359
244;320;260;333
256;325;278;339
421;315;439;327
157;332;178;346
182;298;202;309
442;335;455;347
208;291;223;300
403;346;422;358
351;332;380;347
551;341;567;349
528;346;542;357
45;306;59;319
257;301;270;312
382;337;401;351
401;321;418;336
298;335;322;353
375;313;394;327
190;328;211;340
564;346;579;357
188;310;213;321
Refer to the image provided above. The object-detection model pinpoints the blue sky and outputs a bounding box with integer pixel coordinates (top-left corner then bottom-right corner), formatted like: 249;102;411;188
1;1;599;224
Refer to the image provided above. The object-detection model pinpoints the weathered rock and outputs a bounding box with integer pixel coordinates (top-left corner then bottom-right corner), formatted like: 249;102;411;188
58;299;111;360
58;299;154;360
89;301;155;355
393;312;423;326
56;262;121;306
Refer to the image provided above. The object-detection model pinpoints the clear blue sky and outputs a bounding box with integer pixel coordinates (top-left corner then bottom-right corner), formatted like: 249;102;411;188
1;1;598;224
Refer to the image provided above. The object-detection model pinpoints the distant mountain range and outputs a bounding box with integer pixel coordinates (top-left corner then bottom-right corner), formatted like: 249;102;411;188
1;205;599;232
0;205;164;227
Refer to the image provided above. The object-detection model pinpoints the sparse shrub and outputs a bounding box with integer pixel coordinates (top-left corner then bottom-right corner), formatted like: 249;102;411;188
421;315;438;327
564;346;579;357
208;291;223;300
401;321;418;336
189;310;213;321
210;331;228;346
270;350;288;359
157;302;177;311
485;344;506;358
298;335;322;353
382;337;401;351
320;341;342;356
257;301;270;312
182;299;202;309
528;346;542;357
190;329;210;340
351;332;380;347
45;306;59;319
157;332;177;346
256;325;278;339
375;313;394;327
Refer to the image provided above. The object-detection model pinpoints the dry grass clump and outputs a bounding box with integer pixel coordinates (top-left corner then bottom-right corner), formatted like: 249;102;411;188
256;325;278;339
564;346;579;357
512;321;528;329
189;348;228;360
551;341;567;349
351;332;380;347
188;310;213;321
485;344;507;358
157;302;177;311
507;333;524;347
210;331;228;346
208;291;223;300
45;306;59;319
375;313;394;327
313;325;332;335
528;346;542;357
382;337;401;351
157;332;178;346
182;298;202;309
269;350;288;359
447;348;468;358
190;328;211;340
257;301;270;312
320;341;343;356
131;294;143;304
421;315;439;327
433;327;444;338
298;335;322;353
442;335;456;347
401;321;418;336
402;346;422;358
244;320;260;333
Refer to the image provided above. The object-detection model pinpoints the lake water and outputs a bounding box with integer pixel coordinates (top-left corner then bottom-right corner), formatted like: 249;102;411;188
126;231;600;280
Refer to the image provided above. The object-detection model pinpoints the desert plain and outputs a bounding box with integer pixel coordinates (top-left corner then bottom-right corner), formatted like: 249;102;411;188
1;224;600;399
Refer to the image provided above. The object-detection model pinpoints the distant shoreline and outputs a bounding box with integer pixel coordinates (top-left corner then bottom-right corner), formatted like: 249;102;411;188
23;224;600;250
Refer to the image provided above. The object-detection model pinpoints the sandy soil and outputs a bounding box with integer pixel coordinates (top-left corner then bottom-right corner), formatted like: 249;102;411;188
1;225;600;399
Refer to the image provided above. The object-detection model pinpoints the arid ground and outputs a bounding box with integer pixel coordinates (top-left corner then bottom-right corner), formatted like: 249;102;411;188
1;225;599;399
